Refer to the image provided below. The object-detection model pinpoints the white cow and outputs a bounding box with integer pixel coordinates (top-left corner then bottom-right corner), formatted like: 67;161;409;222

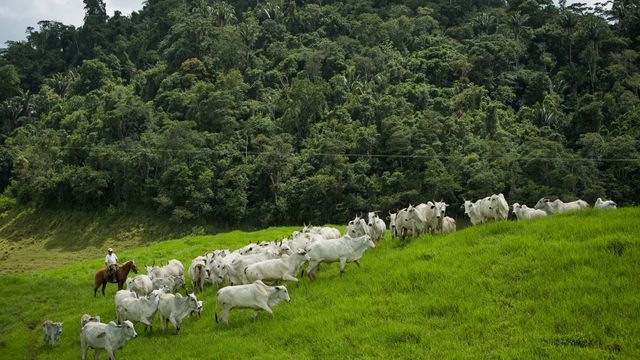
346;216;370;238
535;198;589;214
244;249;310;284
289;232;324;252
489;193;509;220
146;259;184;282
81;320;137;360
189;259;207;293
462;200;482;225
158;293;200;334
125;275;153;297
42;320;62;347
366;212;387;242
80;314;101;328
115;290;138;309
215;280;290;326
387;211;397;239
462;198;493;225
512;203;547;220
303;225;341;240
425;201;450;233
595;198;617;209
394;208;411;239
306;235;375;280
225;252;281;286
440;216;456;233
116;292;161;332
403;204;428;237
152;275;185;293
191;300;204;318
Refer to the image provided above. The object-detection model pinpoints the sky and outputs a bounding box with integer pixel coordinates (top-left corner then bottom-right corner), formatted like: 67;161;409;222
0;0;144;46
0;0;604;47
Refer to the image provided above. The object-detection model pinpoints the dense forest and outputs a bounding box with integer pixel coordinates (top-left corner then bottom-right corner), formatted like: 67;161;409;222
0;0;638;225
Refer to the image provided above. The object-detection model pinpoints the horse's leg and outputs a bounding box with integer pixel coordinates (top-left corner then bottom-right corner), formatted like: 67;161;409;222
101;281;107;297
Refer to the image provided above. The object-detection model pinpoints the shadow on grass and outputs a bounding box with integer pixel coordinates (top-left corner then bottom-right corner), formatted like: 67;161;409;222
0;207;246;252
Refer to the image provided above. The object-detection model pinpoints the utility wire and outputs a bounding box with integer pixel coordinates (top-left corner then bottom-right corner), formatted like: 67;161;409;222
1;143;639;162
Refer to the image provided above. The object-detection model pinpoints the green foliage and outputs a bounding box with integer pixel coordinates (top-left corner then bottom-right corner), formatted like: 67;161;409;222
0;0;638;224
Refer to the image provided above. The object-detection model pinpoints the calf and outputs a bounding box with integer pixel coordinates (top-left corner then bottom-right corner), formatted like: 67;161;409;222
215;280;290;326
346;216;370;238
387;211;397;239
440;216;456;233
80;314;101;328
189;259;207;293
81;320;137;360
595;197;617;209
367;212;387;242
42;320;63;347
512;203;547;220
158;293;200;334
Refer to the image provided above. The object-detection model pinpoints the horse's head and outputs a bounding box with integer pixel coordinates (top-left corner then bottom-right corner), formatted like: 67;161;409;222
130;261;138;274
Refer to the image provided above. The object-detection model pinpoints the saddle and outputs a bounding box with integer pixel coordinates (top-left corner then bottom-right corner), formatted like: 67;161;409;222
107;264;119;283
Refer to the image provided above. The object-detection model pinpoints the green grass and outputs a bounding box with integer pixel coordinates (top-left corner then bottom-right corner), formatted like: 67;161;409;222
0;209;639;359
0;206;248;274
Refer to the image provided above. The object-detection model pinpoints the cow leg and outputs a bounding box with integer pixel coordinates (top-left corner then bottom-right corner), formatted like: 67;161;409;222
354;260;361;267
81;340;88;360
252;310;259;322
339;258;348;274
169;316;179;333
257;302;273;316
307;261;320;280
94;349;101;360
282;274;298;282
220;306;230;326
107;348;115;360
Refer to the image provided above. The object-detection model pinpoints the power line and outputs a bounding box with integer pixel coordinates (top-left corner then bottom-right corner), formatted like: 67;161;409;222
1;143;639;162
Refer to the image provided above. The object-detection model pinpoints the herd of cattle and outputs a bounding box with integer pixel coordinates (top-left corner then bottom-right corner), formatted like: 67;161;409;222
41;194;617;359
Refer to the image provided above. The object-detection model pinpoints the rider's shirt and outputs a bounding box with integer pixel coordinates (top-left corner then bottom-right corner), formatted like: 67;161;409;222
105;253;118;265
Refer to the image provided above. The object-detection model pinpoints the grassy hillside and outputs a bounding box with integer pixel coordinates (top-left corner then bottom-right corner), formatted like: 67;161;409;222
0;206;249;274
0;209;638;359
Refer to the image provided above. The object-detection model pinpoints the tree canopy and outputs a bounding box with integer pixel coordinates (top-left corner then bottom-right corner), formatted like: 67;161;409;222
0;0;638;226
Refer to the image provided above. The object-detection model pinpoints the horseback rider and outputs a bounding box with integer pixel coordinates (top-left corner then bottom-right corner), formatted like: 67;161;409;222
104;248;118;282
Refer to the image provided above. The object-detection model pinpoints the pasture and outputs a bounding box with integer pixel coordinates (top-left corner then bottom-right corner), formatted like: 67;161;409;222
0;209;639;359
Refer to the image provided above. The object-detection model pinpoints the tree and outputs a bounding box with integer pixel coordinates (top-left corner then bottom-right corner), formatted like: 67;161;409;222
0;65;21;102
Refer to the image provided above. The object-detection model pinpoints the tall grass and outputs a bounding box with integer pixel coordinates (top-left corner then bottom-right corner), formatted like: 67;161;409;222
0;209;638;359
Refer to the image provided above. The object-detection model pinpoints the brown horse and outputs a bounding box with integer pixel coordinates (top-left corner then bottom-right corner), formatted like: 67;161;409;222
93;260;138;297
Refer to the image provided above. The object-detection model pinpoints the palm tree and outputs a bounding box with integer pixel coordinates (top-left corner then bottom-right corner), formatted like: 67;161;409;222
256;0;284;21
209;1;237;27
583;15;605;92
559;11;578;64
507;12;529;41
474;13;496;35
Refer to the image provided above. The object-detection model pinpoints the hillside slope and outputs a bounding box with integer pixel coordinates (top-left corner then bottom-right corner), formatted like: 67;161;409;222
0;209;638;359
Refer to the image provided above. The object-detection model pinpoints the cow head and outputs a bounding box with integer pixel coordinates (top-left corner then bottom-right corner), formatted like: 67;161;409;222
434;201;447;219
275;286;291;302
462;200;474;215
119;320;138;339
